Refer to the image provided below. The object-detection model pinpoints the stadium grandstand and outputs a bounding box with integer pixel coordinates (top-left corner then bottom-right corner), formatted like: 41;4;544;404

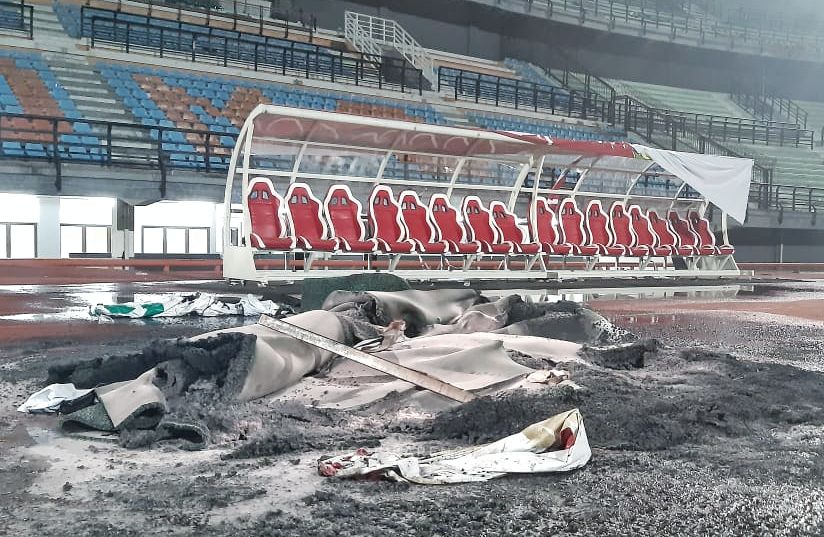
0;0;821;265
8;4;824;535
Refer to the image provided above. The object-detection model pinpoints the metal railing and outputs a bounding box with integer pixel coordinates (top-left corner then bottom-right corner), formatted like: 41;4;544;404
0;0;33;39
343;10;381;59
750;182;824;213
0;113;233;195
614;96;814;149
95;0;317;40
344;11;437;85
86;15;424;94
470;0;824;61
438;67;610;122
731;92;809;130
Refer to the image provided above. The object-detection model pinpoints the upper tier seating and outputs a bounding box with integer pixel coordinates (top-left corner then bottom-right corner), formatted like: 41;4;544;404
55;2;349;78
0;49;101;161
98;63;444;169
611;79;751;118
439;66;569;109
730;143;824;188
468;112;625;142
245;183;733;269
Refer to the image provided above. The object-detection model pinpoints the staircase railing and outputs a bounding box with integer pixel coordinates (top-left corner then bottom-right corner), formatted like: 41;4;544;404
732;91;809;130
544;65;616;106
344;11;437;86
343;11;382;59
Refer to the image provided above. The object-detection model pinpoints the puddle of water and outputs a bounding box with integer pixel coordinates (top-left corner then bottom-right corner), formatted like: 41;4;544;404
483;284;754;304
26;426;64;445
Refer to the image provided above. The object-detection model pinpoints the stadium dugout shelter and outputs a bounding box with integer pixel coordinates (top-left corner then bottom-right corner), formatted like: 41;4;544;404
222;105;753;284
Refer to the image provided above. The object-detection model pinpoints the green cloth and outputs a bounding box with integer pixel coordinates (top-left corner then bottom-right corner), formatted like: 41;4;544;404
301;273;410;311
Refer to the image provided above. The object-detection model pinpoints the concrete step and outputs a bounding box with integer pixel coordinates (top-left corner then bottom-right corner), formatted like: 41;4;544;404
43;52;137;125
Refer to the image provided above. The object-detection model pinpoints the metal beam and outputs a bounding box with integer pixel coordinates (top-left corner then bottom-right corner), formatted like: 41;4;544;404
257;315;476;404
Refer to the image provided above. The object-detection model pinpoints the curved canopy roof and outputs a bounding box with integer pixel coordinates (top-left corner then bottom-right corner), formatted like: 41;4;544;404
243;105;753;221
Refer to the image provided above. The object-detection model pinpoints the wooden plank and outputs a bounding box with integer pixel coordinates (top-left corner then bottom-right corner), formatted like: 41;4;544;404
256;314;476;403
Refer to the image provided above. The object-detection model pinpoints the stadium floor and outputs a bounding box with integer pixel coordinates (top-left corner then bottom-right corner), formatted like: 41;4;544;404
2;277;824;535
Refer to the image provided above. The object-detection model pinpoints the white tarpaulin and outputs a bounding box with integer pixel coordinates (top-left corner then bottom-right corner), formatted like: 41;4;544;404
17;383;92;414
318;408;590;484
632;144;753;223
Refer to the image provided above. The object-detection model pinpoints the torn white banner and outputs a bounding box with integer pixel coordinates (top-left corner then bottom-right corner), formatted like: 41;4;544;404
318;408;590;484
90;293;287;319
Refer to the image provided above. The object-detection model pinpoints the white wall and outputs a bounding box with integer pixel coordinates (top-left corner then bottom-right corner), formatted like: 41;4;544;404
134;200;220;254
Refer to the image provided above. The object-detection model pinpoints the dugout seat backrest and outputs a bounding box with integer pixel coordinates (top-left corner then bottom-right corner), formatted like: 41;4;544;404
369;186;406;243
285;183;333;248
687;210;716;249
558;198;587;246
247;177;291;249
668;210;698;249
585;200;613;248
529;196;562;245
429;194;467;244
399;190;438;243
629;205;657;248
323;185;366;243
648;209;678;249
429;194;480;253
489;201;526;244
462;196;500;245
609;202;636;250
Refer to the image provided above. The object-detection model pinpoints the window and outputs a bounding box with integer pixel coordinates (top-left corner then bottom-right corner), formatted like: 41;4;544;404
60;225;111;257
3;224;37;258
165;228;186;254
188;228;208;254
140;227;211;254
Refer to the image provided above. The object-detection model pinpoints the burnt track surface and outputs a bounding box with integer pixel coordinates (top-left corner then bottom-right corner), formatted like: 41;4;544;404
3;284;824;535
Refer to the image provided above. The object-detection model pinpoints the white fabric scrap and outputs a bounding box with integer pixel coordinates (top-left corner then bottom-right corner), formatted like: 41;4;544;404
17;384;92;414
318;408;591;484
631;144;753;223
89;293;285;319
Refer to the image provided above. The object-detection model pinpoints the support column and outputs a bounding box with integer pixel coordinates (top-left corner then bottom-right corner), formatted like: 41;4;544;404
37;197;60;258
111;199;135;259
211;203;221;254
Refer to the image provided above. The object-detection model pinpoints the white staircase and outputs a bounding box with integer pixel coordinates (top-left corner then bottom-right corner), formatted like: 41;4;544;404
344;11;437;86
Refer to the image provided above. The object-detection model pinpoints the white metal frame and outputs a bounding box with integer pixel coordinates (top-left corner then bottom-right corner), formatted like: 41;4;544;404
344;11;437;85
222;105;745;284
